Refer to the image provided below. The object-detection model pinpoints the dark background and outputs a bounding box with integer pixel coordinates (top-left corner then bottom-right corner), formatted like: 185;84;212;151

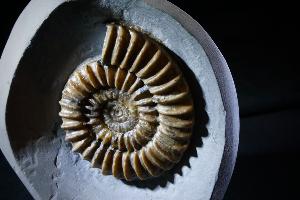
1;0;299;199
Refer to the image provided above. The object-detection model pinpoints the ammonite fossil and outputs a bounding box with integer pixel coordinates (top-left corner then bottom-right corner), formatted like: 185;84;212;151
59;23;194;181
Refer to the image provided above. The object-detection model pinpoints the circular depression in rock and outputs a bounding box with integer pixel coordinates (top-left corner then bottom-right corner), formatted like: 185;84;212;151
4;1;227;200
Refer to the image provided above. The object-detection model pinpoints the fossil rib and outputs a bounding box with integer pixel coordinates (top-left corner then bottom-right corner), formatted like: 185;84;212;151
59;23;194;180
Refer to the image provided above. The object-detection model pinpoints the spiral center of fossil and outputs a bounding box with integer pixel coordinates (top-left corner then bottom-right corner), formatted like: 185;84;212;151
102;92;138;133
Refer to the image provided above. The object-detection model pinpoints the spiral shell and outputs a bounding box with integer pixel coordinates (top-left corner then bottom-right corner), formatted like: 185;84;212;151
59;24;194;180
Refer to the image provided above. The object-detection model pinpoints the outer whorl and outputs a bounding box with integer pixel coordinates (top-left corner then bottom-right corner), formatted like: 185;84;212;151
59;24;194;181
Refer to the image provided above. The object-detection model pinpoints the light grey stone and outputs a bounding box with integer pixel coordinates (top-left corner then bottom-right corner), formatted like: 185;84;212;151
0;0;239;199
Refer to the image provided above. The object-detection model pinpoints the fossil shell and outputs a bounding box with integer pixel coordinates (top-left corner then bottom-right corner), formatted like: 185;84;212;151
59;24;194;180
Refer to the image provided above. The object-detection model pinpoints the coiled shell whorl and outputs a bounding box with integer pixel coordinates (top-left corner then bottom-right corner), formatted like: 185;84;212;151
59;24;194;181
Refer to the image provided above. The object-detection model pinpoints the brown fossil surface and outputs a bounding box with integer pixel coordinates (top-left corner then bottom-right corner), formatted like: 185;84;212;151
59;23;194;180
